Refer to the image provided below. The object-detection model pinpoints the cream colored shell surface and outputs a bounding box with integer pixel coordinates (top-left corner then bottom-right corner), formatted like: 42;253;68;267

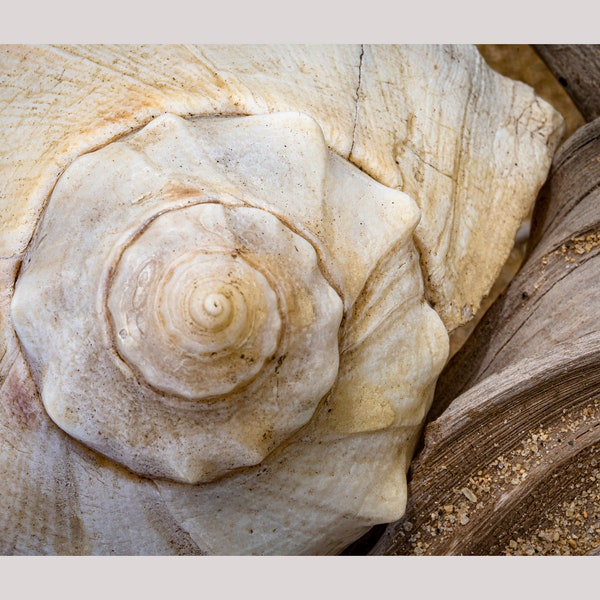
0;45;563;555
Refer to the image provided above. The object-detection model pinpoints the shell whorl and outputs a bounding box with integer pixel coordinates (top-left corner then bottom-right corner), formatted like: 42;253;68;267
10;110;437;494
108;204;289;401
11;114;349;483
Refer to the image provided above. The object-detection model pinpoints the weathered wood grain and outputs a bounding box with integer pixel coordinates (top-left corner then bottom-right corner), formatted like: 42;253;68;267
369;116;600;555
534;45;600;122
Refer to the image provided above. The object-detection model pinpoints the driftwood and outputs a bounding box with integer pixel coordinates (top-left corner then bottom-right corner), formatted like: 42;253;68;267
534;45;600;122
359;47;600;556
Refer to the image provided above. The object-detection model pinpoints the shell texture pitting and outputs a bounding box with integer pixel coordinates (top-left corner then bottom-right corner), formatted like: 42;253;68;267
0;45;563;555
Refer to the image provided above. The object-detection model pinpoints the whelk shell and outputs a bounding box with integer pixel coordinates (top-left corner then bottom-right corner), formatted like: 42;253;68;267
0;45;563;554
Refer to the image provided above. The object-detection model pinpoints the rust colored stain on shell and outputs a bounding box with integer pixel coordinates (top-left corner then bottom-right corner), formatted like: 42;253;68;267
3;359;43;429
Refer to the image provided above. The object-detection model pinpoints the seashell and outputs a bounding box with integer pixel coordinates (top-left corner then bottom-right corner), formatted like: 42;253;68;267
12;111;430;487
0;45;563;555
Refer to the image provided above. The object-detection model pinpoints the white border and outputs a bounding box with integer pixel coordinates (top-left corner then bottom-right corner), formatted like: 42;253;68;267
0;556;597;599
1;0;597;43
